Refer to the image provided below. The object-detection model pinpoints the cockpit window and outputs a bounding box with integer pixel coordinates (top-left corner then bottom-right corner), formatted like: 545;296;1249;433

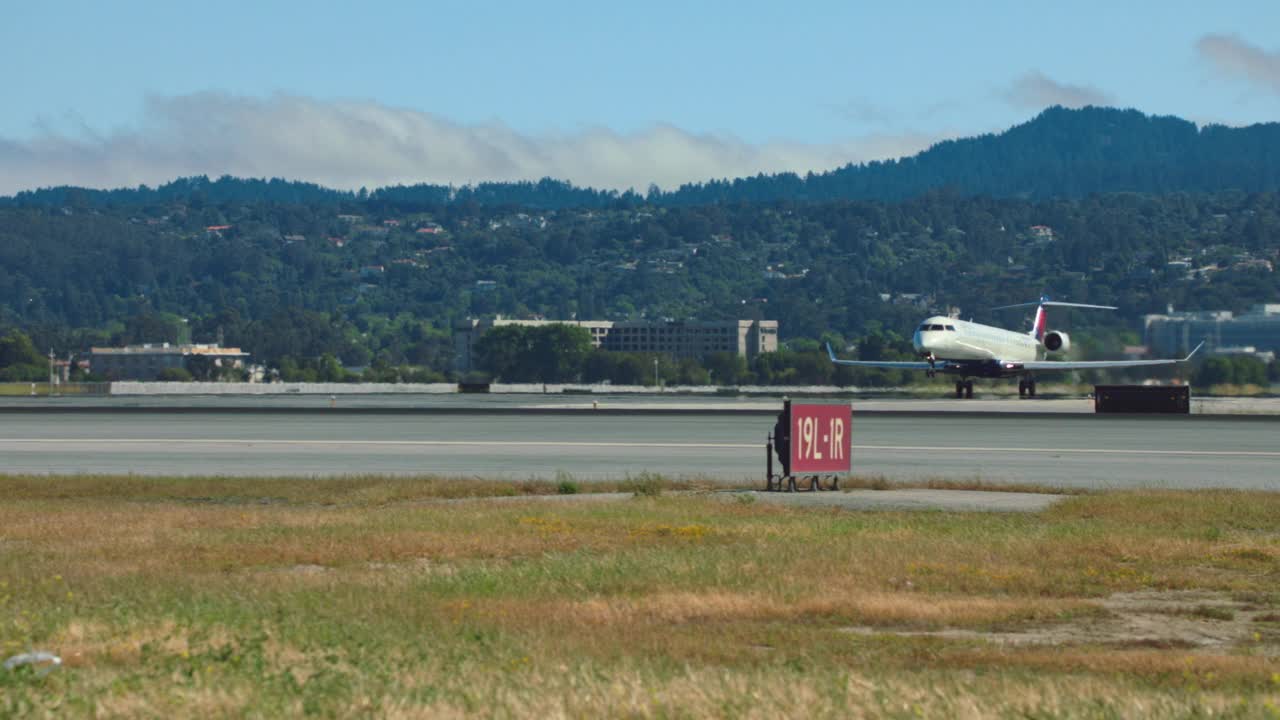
945;325;956;331
929;324;945;331
918;324;930;332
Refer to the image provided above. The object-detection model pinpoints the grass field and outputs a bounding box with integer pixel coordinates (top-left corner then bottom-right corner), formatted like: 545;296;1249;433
0;382;109;397
2;474;1278;718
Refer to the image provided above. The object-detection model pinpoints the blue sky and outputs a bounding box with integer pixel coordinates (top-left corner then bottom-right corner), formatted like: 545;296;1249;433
2;1;1278;194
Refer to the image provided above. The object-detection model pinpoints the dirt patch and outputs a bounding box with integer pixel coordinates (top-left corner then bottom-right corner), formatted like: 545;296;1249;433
283;563;330;574
842;590;1280;653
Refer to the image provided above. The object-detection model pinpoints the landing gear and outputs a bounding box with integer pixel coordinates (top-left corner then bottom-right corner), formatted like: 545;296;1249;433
954;380;974;399
1018;378;1037;398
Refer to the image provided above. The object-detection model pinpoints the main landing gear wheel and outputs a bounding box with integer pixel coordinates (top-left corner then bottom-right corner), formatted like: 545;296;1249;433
955;380;974;399
1018;379;1038;398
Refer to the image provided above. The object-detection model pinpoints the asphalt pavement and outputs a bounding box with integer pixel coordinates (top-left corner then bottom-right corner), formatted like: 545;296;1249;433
0;404;1276;489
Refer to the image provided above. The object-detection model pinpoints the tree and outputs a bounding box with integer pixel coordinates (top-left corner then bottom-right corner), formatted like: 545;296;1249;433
0;329;45;381
704;352;748;385
184;354;219;381
0;329;43;367
474;324;593;382
528;325;592;382
474;325;529;381
121;314;183;345
1193;356;1267;387
157;367;193;382
316;353;347;382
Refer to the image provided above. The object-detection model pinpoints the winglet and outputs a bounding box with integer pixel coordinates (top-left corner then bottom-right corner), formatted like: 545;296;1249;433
826;342;838;362
1183;341;1205;361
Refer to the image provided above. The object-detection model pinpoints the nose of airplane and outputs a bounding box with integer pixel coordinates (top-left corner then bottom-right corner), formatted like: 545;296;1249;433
912;330;926;354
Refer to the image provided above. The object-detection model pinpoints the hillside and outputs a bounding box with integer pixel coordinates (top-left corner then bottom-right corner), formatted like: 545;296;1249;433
668;107;1280;204
5;107;1280;209
2;191;1278;374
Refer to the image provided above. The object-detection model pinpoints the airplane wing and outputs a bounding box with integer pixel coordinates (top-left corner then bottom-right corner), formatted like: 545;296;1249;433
825;343;932;370
953;340;998;360
1019;342;1204;371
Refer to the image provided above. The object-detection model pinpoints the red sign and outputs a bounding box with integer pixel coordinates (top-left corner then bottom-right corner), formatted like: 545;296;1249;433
789;403;852;473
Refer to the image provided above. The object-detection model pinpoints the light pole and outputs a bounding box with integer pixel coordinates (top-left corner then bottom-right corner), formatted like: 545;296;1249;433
653;358;659;390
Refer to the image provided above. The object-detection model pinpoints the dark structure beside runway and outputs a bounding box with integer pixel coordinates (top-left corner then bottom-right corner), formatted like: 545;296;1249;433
766;400;851;491
1094;385;1190;414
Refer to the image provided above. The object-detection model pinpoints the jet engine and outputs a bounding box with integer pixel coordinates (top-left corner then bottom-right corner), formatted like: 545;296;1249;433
1042;331;1071;353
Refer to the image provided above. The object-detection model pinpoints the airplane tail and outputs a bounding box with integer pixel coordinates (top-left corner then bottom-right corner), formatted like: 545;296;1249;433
992;295;1117;340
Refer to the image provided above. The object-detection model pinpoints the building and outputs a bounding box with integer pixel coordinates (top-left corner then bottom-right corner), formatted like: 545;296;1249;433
453;318;778;373
89;343;250;380
601;320;776;359
1144;303;1280;357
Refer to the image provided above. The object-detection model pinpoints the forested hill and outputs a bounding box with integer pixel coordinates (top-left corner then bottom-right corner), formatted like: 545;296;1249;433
671;107;1280;204
5;107;1280;210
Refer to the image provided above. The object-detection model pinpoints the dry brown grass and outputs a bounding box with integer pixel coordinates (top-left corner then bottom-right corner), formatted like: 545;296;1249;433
473;590;1095;632
0;472;744;505
948;645;1280;687
840;474;1082;495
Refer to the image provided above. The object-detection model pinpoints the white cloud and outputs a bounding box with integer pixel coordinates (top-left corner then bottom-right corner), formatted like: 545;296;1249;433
0;92;940;195
1004;71;1113;110
1196;33;1280;95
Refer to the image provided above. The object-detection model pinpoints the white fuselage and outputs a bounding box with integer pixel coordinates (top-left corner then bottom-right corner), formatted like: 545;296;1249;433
912;316;1041;363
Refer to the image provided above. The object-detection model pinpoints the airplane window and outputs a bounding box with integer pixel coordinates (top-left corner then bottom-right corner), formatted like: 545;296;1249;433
945;325;956;331
918;324;930;332
930;324;945;331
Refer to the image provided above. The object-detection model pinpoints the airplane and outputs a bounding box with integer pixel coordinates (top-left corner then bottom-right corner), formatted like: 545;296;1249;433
827;296;1203;398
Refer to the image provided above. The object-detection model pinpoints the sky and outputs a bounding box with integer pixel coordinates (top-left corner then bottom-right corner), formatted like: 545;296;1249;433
2;0;1279;195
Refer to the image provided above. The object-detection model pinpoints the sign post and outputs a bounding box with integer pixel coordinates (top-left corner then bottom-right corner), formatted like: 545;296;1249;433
766;399;851;491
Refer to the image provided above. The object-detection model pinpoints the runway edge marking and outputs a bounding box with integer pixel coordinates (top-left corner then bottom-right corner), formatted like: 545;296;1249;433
3;438;1280;458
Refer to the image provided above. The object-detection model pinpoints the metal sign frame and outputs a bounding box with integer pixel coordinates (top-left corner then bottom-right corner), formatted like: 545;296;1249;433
767;399;851;491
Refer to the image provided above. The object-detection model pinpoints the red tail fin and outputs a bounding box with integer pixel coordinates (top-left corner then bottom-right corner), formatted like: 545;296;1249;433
1031;304;1047;341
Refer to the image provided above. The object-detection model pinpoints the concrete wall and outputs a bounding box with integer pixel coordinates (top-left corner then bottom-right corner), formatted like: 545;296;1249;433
110;381;879;396
111;382;459;395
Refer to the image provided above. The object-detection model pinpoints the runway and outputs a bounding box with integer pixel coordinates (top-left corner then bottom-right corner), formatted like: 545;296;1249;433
1;406;1277;489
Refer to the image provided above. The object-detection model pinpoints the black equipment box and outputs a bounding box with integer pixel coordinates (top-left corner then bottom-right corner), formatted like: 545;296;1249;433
1093;385;1190;414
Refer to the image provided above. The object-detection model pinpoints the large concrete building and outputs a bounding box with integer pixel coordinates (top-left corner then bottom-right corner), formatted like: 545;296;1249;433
89;343;250;380
454;317;778;373
1143;303;1280;357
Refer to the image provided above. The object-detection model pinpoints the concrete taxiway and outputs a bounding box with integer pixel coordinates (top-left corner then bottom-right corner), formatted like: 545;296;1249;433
0;403;1276;489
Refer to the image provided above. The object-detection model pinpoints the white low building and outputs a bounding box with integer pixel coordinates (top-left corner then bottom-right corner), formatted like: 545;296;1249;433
89;343;250;380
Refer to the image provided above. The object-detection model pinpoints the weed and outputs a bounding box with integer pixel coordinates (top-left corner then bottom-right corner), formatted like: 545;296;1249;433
844;475;892;490
1228;548;1272;563
1186;605;1236;622
622;471;664;497
554;470;579;495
